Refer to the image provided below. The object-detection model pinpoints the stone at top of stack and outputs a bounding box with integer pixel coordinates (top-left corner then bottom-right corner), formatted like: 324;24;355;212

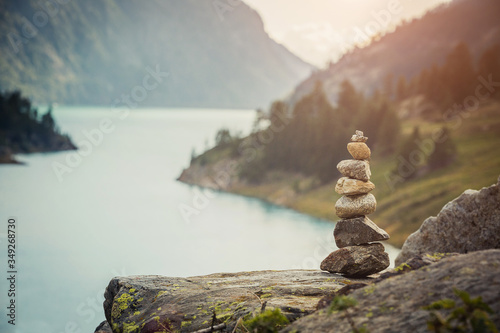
321;130;390;277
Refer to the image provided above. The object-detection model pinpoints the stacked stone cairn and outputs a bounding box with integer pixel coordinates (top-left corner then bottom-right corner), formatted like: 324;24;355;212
320;130;390;277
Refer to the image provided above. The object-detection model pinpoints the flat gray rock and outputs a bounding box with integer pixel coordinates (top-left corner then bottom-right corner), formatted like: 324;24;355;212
334;216;389;248
337;159;371;181
285;250;500;333
320;243;389;277
97;270;372;332
396;176;500;266
335;193;376;218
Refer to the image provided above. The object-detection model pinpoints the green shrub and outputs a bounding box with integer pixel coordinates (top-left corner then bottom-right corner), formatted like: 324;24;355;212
423;288;498;333
242;308;289;333
328;295;369;333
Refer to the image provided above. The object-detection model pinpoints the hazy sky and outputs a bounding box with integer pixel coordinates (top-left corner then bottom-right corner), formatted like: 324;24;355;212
244;0;453;67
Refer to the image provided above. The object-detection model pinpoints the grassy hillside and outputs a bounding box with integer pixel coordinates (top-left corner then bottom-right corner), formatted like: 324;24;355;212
181;101;500;248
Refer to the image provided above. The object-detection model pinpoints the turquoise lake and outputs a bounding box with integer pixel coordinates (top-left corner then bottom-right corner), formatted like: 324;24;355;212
0;106;399;332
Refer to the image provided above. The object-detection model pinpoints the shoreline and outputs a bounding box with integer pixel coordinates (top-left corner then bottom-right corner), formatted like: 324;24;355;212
0;146;77;165
177;177;335;223
176;175;403;251
176;116;500;249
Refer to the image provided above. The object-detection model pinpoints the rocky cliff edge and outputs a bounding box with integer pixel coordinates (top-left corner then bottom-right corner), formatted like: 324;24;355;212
95;250;500;332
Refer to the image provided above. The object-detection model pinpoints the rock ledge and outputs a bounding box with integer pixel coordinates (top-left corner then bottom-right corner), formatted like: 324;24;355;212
97;270;372;332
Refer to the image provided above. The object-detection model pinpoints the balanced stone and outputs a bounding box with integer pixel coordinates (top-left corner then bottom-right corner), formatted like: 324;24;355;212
320;243;389;277
335;193;376;218
321;129;391;278
335;177;375;195
347;142;371;160
351;130;368;143
337;160;371;181
334;216;389;248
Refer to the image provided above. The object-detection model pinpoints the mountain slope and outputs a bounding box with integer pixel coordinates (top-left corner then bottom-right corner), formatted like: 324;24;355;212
177;0;500;248
0;0;313;108
288;0;500;107
178;100;500;247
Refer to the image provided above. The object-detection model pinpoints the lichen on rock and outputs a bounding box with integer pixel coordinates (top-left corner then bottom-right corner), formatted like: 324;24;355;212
285;250;500;333
97;270;372;332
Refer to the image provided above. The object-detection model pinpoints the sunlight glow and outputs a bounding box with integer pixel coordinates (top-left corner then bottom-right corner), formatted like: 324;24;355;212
244;0;454;67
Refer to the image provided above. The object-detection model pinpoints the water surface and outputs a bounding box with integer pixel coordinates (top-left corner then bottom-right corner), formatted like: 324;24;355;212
0;106;399;332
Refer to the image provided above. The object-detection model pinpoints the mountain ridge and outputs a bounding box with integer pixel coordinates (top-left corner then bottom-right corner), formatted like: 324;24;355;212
287;0;500;107
0;0;314;108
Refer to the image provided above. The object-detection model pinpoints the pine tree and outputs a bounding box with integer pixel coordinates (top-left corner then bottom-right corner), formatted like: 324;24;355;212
417;69;430;96
428;127;456;170
376;102;400;156
41;107;55;131
400;126;421;157
442;42;476;102
477;44;500;99
383;73;394;100
425;64;453;117
215;128;232;146
392;126;424;179
314;84;343;183
396;75;408;101
269;101;288;129
337;79;362;122
190;148;197;164
357;94;387;148
426;65;445;102
407;75;418;96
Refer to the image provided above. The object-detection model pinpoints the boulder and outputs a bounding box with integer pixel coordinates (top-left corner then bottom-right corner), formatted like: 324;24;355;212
396;176;500;266
334;216;389;248
320;243;389;277
97;270;372;333
347;142;371;160
337;160;371;181
335;193;376;218
335;177;375;195
285;250;500;333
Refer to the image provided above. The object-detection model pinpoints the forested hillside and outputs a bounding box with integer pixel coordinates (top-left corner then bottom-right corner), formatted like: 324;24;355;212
0;0;313;108
0;91;76;163
228;43;499;183
180;41;500;247
288;0;500;107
